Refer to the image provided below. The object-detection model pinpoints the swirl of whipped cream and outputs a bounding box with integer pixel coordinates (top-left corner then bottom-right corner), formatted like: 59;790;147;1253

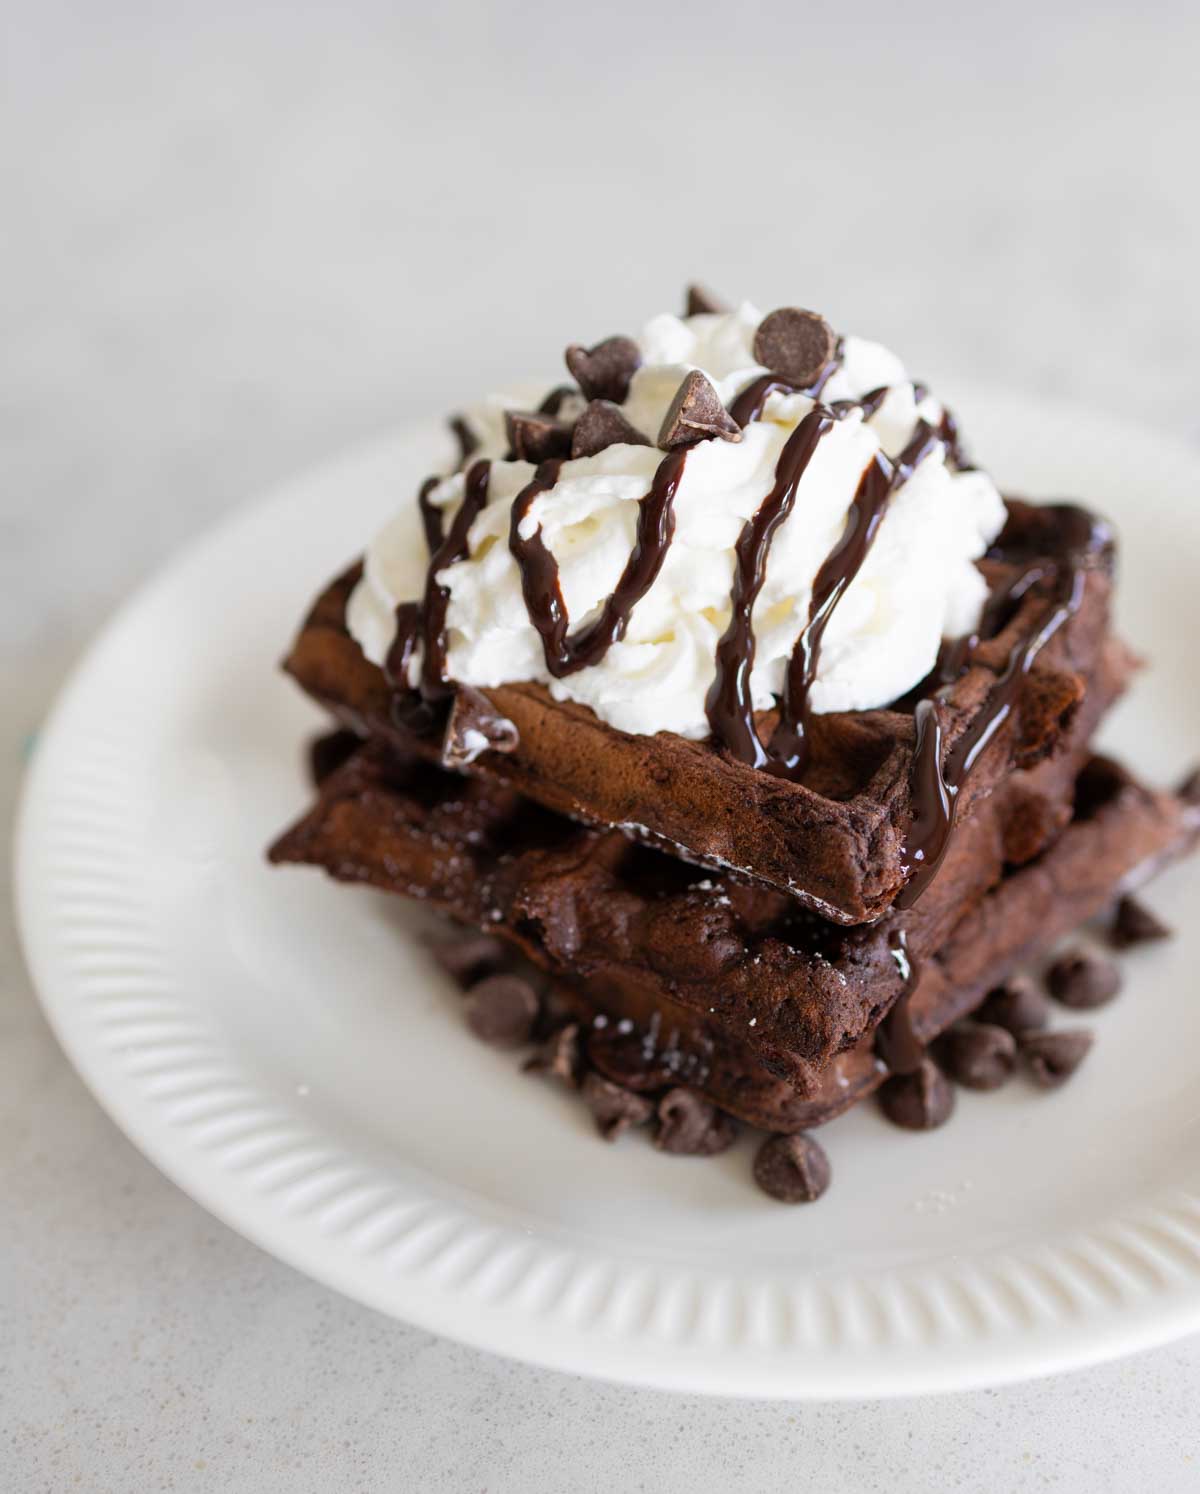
347;302;1006;740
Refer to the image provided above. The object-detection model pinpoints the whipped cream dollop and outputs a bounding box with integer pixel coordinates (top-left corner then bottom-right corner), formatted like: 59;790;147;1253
347;300;1006;740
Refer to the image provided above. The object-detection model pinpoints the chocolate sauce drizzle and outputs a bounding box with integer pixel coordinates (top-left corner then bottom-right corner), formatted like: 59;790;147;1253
896;505;1111;909
707;360;960;775
417;475;445;554
875;929;924;1073
448;414;480;466
831;384;892;422
386;458;491;703
763;420;943;774
936;561;1051;684
704;408;837;767
727;361;839;427
508;449;689;678
935;406;970;471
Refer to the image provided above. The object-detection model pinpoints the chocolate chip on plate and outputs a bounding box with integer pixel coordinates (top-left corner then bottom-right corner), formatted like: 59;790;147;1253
1177;765;1200;805
307;728;362;787
570;399;651;458
564;336;642;404
752;1132;832;1203
654;1087;738;1156
657;370;743;449
441;685;518;768
1110;895;1172;950
978;978;1051;1035
752;307;836;387
463;973;540;1048
1020;1029;1094;1089
523;1022;582;1087
878;1058;956;1131
685;283;726;316
938;1022;1018;1091
581;1072;654;1141
429;932;508;989
1045;949;1122;1009
504;409;573;463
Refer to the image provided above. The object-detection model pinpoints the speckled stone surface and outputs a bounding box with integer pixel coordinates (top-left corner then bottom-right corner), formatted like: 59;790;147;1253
5;3;1200;1489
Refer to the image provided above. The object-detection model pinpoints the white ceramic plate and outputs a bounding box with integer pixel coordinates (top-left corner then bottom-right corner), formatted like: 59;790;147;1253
16;392;1200;1399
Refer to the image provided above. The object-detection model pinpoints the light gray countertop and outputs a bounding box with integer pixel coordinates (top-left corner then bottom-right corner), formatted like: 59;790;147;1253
5;3;1200;1488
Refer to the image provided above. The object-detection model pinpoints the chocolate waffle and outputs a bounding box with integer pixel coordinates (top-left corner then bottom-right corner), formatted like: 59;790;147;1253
282;499;1113;925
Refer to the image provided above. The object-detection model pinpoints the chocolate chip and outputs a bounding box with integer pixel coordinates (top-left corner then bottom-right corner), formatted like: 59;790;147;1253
564;336;642;404
308;728;361;787
1110;895;1172;949
752;1133;831;1203
441;685;518;768
1020;1029;1094;1089
504;409;573;463
448;413;479;465
570;399;651;459
581;1072;653;1140
938;1022;1017;1091
878;1059;956;1131
654;1088;737;1156
523;1022;582;1086
978;978;1050;1035
429;932;508;989
685;283;726;316
1046;949;1122;1009
657;370;743;450
752;307;836;387
463;974;540;1048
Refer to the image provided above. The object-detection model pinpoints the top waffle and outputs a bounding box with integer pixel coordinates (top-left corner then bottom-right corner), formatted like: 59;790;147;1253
283;497;1114;924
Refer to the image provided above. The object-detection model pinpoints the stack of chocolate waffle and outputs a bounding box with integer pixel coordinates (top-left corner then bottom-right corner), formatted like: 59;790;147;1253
271;500;1195;1199
269;297;1198;1201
